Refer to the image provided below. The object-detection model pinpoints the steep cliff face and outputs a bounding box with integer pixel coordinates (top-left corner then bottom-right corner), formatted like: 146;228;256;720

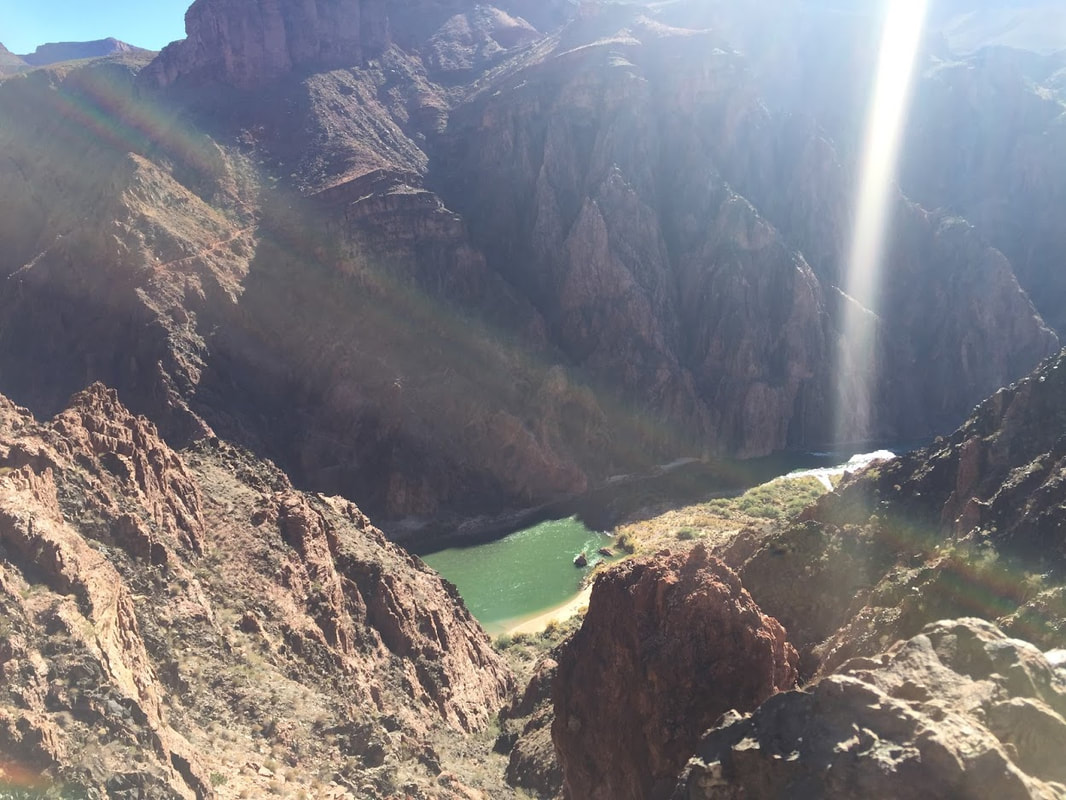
142;0;572;90
435;8;1057;455
900;48;1066;334
552;546;798;800
143;0;391;88
0;384;514;797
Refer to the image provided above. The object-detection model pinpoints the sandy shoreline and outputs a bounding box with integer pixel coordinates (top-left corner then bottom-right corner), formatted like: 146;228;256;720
502;586;593;636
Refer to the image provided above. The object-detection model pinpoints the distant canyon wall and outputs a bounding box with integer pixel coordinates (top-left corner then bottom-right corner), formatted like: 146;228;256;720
0;0;1059;527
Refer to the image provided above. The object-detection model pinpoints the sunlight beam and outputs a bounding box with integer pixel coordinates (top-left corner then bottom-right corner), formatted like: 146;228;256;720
834;0;929;445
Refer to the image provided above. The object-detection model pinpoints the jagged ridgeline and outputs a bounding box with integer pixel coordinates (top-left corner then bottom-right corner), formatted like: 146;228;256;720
0;0;1061;538
0;385;512;797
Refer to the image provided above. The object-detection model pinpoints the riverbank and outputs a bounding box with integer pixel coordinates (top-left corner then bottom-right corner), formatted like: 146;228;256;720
428;447;912;639
395;445;918;555
503;587;594;636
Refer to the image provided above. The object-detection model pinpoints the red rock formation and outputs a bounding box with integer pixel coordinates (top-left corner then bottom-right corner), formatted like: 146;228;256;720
552;545;798;800
0;387;514;797
143;0;390;88
0;466;211;798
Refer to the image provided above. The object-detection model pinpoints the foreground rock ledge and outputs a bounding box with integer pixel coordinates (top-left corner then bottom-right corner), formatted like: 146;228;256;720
674;618;1066;800
552;545;798;800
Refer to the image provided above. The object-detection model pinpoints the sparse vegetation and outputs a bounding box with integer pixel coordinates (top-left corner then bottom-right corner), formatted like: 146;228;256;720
611;475;833;556
733;477;826;519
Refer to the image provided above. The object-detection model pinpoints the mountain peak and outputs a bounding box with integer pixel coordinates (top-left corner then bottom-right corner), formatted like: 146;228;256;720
0;41;29;76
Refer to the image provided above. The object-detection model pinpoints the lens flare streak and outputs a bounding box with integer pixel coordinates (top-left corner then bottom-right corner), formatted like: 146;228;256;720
834;0;929;444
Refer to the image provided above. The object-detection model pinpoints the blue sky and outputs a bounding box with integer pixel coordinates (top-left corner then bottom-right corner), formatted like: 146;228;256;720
0;0;190;54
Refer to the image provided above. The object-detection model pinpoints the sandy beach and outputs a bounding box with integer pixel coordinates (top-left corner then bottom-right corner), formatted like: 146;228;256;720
504;586;593;636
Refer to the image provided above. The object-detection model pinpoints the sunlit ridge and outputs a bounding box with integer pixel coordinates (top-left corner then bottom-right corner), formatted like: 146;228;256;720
834;0;928;445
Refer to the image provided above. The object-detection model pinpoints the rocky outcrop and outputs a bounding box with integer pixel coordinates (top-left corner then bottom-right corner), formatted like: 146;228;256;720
421;6;540;77
142;0;391;88
0;386;514;797
552;545;797;800
674;619;1066;800
798;346;1066;577
863;350;1066;565
501;657;564;798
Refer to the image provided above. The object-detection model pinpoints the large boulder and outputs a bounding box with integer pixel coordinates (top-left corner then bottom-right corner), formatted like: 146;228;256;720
552;545;798;800
674;619;1066;800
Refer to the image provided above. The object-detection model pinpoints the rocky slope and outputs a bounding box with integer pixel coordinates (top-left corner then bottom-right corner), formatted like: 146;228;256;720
0;0;1060;533
724;346;1066;680
674;618;1066;799
0;384;513;797
0;43;28;76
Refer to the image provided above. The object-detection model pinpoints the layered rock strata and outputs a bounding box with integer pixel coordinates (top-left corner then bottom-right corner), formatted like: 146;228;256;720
143;0;391;88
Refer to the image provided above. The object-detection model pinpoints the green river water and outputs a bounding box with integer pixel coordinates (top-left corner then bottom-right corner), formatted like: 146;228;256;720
420;517;616;634
421;446;919;635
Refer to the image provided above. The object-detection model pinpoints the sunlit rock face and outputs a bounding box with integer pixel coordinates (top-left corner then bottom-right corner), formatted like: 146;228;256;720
142;0;574;89
674;619;1066;800
0;384;513;796
142;0;391;88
